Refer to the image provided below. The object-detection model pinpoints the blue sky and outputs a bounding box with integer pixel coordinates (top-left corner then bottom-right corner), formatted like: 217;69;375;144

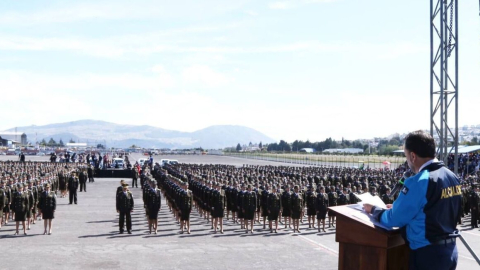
0;0;479;142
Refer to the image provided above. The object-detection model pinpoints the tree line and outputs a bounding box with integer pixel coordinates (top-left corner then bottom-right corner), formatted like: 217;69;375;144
39;138;75;147
235;136;406;155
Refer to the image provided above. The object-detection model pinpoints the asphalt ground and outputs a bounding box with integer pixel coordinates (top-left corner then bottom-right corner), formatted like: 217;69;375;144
0;154;479;269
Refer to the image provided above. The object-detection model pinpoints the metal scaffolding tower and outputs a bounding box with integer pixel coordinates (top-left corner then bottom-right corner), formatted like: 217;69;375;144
430;0;459;175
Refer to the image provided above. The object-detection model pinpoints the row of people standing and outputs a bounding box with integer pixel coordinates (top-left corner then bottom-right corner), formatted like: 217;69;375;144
0;161;95;235
161;163;364;234
0;179;56;235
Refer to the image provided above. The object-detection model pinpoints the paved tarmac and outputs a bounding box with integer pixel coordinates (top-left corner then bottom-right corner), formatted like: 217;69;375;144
0;154;479;269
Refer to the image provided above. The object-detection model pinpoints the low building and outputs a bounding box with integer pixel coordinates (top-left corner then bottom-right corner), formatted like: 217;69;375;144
299;148;316;153
0;132;27;146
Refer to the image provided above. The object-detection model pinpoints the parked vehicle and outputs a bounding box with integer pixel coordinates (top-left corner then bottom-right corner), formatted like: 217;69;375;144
112;158;125;169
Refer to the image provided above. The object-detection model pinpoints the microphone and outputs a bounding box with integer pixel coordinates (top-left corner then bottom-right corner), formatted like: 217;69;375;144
388;170;413;199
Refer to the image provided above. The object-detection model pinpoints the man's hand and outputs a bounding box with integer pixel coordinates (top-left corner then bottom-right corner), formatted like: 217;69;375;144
363;203;374;214
386;204;393;209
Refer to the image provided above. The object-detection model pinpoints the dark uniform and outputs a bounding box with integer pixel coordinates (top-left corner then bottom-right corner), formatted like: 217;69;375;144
261;189;269;218
291;192;303;220
315;192;329;220
306;190;317;216
237;189;245;219
87;166;94;182
26;187;35;220
0;184;6;220
132;169;139;188
179;189;193;221
211;189;226;218
39;190;57;219
116;187;134;233
281;189;292;218
267;192;282;221
469;187;479;228
13;189;28;222
243;190;257;220
68;175;79;204
327;190;338;217
79;171;87;192
147;187;162;220
3;185;11;216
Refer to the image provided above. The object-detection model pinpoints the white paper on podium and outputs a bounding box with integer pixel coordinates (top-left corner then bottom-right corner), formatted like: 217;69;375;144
354;193;387;209
351;211;398;231
347;202;398;231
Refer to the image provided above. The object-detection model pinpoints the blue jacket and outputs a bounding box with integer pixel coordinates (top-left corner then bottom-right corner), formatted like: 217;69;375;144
372;162;461;250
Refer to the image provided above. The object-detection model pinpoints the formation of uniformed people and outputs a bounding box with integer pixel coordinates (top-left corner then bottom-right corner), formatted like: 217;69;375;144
0;161;93;235
463;181;480;228
136;161;479;235
3;158;478;238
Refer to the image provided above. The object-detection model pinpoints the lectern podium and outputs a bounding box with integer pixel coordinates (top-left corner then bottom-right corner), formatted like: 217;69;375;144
329;205;409;270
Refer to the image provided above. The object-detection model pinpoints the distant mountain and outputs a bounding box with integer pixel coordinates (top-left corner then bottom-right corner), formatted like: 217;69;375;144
5;120;275;149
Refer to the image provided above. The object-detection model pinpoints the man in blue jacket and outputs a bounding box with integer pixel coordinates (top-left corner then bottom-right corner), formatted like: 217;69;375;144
364;130;461;270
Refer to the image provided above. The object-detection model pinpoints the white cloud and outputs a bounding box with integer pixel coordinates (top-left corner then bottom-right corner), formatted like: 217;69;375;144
0;33;427;60
269;2;293;10
304;0;336;3
0;1;250;25
182;65;230;87
151;65;176;89
268;0;336;10
245;10;259;16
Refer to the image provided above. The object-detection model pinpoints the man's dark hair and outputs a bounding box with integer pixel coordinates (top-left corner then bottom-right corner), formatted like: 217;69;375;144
404;130;436;158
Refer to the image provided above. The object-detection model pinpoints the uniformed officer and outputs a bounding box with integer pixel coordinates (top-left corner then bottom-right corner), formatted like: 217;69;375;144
13;183;29;235
305;185;317;229
291;185;303;233
116;184;134;234
315;186;329;232
79;169;87;192
38;183;56;235
243;184;257;233
281;185;292;229
3;180;12;224
237;184;246;229
132;167;139;188
146;180;161;234
327;185;338;228
211;182;226;233
267;185;282;233
68;172;79;204
365;130;461;270
87;165;95;183
0;181;6;229
25;181;35;230
469;184;479;228
260;184;270;229
179;182;193;234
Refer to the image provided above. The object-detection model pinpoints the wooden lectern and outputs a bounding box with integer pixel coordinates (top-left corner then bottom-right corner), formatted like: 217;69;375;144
329;205;409;270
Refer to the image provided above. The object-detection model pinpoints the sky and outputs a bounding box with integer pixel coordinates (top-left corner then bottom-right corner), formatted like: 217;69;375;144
0;0;479;142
